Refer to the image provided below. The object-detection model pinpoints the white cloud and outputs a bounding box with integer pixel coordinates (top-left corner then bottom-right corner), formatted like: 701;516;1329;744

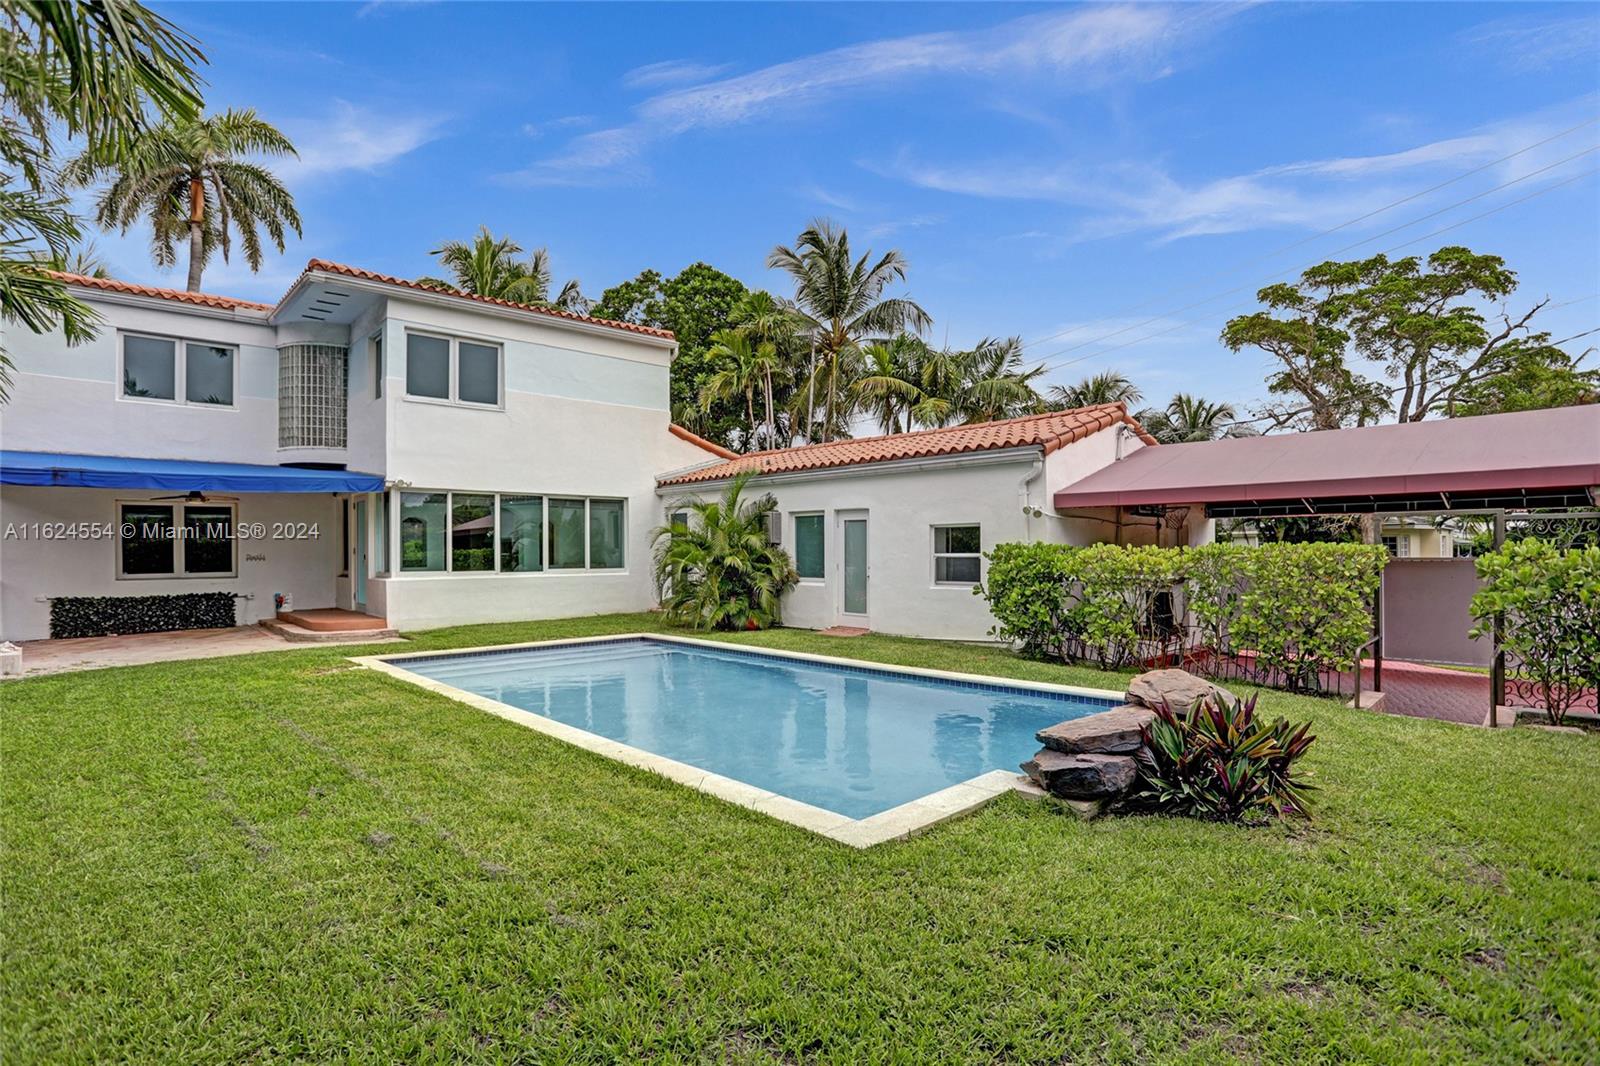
880;101;1600;243
520;115;593;138
622;59;730;90
1460;14;1600;72
279;101;445;182
502;3;1239;187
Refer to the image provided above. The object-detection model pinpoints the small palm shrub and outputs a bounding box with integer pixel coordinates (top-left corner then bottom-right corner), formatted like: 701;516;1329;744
654;472;798;631
1130;694;1316;822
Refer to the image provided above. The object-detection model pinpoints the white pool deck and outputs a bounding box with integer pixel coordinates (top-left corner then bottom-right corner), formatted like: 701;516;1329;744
352;633;1127;848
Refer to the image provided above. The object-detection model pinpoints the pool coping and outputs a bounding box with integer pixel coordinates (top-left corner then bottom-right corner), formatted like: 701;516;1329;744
350;632;1128;849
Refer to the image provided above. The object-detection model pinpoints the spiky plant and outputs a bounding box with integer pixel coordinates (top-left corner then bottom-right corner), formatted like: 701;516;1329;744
654;472;798;631
67;108;301;291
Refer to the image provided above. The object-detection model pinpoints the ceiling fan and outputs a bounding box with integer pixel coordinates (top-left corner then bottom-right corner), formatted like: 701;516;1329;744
147;490;240;503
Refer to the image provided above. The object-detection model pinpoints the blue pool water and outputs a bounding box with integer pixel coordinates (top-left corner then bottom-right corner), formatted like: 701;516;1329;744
391;638;1116;819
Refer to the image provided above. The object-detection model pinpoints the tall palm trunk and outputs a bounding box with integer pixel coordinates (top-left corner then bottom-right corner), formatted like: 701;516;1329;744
747;389;757;451
185;175;205;291
762;368;775;449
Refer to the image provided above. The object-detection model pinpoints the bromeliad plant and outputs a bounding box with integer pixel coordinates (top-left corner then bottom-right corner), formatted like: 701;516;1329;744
654;472;798;631
1130;694;1316;822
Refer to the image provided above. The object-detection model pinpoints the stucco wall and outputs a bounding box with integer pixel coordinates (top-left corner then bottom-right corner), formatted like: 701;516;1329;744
0;487;343;641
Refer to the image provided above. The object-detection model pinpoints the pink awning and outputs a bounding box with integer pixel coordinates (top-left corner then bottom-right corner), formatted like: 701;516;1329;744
1052;405;1600;511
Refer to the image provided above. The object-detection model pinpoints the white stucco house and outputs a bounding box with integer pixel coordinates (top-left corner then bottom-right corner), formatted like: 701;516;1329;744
0;263;1192;644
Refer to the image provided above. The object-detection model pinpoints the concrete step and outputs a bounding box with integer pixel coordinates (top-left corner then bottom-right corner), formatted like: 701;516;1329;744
260;619;399;644
276;608;391;632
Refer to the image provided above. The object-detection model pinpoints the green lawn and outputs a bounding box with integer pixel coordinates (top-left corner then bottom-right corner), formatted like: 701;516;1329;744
3;613;1596;1064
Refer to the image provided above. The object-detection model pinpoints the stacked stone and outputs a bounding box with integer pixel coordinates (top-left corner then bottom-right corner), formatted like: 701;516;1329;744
1022;669;1237;818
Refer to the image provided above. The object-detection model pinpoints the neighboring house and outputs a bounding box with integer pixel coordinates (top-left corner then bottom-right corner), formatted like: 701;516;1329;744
654;408;1199;641
0;264;718;640
1223;515;1460;556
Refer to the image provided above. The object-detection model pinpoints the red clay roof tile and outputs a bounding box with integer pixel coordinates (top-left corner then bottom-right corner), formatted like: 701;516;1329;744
668;423;740;459
658;404;1157;486
293;259;676;340
47;271;274;312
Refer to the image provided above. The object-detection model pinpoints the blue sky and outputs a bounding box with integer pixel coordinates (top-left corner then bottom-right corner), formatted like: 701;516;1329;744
108;2;1600;414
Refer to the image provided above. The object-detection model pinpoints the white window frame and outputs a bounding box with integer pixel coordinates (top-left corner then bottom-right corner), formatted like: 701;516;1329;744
792;511;826;583
402;329;504;409
115;499;239;579
370;330;384;399
117;331;239;410
931;523;982;587
393;490;626;576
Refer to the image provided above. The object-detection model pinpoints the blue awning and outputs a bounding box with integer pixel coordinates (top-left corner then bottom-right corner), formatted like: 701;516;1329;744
0;451;384;493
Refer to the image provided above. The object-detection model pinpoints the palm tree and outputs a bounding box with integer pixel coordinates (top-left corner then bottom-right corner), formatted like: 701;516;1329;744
700;331;766;450
952;336;1045;423
854;335;929;434
1047;370;1142;410
768;220;931;442
68;108;301;292
419;228;587;312
654;472;798;630
1137;393;1239;444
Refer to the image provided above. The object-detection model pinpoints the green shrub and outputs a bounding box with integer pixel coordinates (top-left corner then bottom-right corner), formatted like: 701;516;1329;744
655;472;798;631
1469;539;1600;726
1130;693;1317;822
980;541;1387;693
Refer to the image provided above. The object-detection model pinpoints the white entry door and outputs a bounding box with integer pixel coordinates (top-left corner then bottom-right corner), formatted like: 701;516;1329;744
837;510;869;625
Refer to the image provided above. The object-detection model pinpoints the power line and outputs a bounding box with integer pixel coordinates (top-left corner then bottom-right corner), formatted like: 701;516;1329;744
1031;163;1599;379
1017;116;1600;352
1027;145;1598;368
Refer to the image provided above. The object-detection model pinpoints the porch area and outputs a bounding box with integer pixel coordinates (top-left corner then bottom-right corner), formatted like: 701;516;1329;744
2;621;403;679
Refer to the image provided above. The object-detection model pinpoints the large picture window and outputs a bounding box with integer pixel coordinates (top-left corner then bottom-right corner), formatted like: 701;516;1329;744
121;333;235;406
794;513;824;580
405;331;501;407
118;501;236;578
933;525;981;585
400;492;448;571
394;491;623;574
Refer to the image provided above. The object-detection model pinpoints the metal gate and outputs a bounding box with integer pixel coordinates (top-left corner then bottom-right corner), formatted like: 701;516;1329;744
1380;558;1490;667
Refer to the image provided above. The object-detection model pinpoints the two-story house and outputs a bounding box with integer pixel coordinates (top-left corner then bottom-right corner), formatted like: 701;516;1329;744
0;262;722;641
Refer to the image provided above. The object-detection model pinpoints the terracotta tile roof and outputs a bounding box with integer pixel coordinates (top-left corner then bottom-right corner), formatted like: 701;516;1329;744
658;404;1157;486
294;259;676;341
668;423;739;459
47;271;274;312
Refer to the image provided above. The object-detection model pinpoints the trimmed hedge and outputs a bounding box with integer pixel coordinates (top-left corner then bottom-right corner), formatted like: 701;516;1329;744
980;542;1388;694
1468;539;1600;725
50;592;237;639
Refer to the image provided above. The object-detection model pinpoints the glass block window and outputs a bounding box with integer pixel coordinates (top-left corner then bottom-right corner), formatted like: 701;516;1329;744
278;343;348;448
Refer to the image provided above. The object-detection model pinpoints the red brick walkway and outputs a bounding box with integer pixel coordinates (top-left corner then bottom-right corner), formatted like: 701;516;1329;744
1364;660;1490;726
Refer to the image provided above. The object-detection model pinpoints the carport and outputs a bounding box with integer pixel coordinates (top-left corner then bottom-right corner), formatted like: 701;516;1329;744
1051;405;1600;724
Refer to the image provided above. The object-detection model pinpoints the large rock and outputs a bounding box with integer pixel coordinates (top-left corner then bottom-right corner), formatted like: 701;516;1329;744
1126;668;1238;712
1037;705;1155;755
1020;749;1138;799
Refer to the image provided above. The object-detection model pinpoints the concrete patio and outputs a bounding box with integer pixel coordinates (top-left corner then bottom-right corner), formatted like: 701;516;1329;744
2;624;405;679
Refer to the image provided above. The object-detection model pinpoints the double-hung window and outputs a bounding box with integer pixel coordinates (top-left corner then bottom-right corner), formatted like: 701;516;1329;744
397;491;624;573
121;333;236;406
932;524;981;585
793;513;825;580
118;501;237;577
405;332;501;406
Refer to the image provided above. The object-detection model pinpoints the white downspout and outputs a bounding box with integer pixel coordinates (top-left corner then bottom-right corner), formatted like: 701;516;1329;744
1017;452;1044;542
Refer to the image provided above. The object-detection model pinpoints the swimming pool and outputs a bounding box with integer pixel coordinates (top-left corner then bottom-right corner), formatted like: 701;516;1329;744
361;635;1123;844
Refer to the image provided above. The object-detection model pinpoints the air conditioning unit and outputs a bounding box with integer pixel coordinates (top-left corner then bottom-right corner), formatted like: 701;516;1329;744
765;512;781;545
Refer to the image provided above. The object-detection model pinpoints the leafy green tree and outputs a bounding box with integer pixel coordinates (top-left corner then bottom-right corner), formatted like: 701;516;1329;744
853;334;1042;434
853;334;929;434
418;227;587;311
1222;258;1392;430
1135;393;1240;444
1450;344;1598;416
1047;370;1142;410
654;472;798;631
768;220;930;442
1345;247;1571;422
955;336;1044;424
68;108;301;292
590;263;751;445
2;0;204;398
